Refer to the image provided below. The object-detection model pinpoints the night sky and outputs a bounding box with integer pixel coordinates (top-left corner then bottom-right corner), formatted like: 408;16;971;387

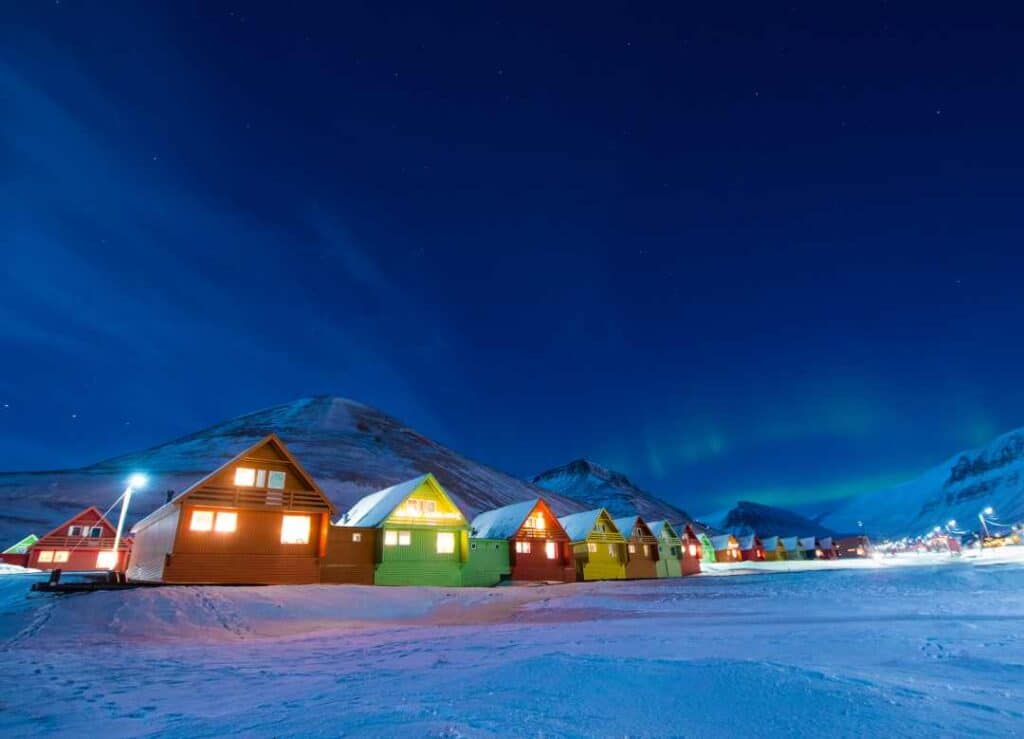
4;3;1024;515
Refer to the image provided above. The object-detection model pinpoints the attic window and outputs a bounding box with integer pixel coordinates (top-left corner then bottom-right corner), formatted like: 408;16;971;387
526;512;545;529
398;498;437;517
234;468;256;486
268;471;286;489
68;525;84;537
89;527;103;538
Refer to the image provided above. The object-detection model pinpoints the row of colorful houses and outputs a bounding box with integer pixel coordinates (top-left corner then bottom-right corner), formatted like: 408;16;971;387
698;533;871;563
2;434;870;586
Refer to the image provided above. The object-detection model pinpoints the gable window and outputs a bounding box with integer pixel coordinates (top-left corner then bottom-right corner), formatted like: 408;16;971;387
234;467;256;487
37;550;54;563
214;512;238;533
587;542;597;553
515;540;531;554
398;498;437;517
281;515;311;544
436;531;455;554
352;532;362;542
96;550;118;569
545;541;557;559
190;510;214;532
68;525;84;537
526;512;545;529
90;527;103;538
53;551;70;563
268;471;286;490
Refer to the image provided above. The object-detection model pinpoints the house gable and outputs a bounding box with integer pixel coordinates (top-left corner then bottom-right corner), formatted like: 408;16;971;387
341;473;467;529
38;506;118;543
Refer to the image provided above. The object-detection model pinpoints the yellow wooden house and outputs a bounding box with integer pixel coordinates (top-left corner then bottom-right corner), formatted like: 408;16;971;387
557;508;627;581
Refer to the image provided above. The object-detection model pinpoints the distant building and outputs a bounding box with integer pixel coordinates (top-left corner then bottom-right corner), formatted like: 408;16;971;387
29;507;128;572
470;499;574;583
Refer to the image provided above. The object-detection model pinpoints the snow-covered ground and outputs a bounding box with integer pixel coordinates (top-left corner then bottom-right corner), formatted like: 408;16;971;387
3;559;1024;737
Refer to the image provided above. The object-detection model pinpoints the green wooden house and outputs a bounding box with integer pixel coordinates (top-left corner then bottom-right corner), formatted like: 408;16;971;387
337;473;470;586
647;520;682;578
697;532;717;563
557;508;627;581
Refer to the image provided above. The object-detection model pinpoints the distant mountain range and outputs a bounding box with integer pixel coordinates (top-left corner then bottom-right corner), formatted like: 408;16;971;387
532;459;697;526
822;428;1024;538
714;501;836;538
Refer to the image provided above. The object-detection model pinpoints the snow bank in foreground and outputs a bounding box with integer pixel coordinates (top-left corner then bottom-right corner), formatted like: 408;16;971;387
3;562;1024;736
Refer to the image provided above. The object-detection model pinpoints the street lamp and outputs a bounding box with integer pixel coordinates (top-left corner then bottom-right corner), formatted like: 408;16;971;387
979;506;994;539
107;473;147;570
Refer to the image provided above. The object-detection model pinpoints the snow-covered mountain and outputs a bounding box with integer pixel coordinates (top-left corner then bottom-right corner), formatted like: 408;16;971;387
823;428;1024;538
532;459;697;526
0;396;587;545
716;501;836;538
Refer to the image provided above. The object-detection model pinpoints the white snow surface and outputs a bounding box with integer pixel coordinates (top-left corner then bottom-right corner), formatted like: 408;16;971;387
4;556;1024;737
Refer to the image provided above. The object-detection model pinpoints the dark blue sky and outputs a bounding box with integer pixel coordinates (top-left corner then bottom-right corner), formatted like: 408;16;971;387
3;2;1024;514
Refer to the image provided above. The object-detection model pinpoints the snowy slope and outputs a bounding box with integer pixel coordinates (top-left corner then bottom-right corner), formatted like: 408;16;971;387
0;396;585;545
824;427;1024;538
716;501;836;538
532;459;696;526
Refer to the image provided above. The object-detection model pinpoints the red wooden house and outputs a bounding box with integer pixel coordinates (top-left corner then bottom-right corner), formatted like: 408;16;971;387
817;537;839;560
27;507;129;571
679;523;703;575
470;499;575;582
738;534;766;561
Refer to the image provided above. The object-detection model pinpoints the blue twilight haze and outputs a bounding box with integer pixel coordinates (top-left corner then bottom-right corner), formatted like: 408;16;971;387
3;3;1024;514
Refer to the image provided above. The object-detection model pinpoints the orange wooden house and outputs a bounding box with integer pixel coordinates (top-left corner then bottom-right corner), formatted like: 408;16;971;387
470;499;575;582
678;523;703;575
27;507;129;571
613;515;660;579
127;434;336;584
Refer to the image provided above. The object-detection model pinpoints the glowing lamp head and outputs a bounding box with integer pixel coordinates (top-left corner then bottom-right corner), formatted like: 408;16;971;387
983;506;994;516
128;473;149;489
948;519;957;528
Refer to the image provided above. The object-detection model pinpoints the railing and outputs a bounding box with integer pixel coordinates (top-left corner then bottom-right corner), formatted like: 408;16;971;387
36;536;126;550
185;484;330;511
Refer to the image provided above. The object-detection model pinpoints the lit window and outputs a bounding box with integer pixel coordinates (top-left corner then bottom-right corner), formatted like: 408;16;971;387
688;544;697;557
37;550;54;563
214;512;237;533
398;531;411;546
399;498;437;517
54;551;70;563
90;527;103;538
587;542;597;553
384;530;398;546
190;510;214;532
255;469;267;488
96;550;118;569
628;544;636;554
516;541;531;554
268;471;286;490
608;544;616;556
68;526;83;537
526;512;545;529
643;544;650;557
234;467;256;486
352;532;362;542
281;515;311;544
545;541;557;559
436;532;455;554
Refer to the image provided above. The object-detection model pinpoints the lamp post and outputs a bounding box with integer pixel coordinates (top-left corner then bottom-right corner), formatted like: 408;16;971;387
979;506;994;540
109;473;147;570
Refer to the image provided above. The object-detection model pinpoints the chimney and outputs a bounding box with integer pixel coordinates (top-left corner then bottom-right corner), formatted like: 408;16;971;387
165;490;175;503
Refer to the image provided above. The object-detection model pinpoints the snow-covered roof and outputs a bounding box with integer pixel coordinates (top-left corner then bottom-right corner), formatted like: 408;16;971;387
647;520;678;540
818;537;834;549
612;516;639;537
711;534;736;549
338;473;442;527
798;536;817;549
558;509;606;542
470;499;539;539
781;536;799;550
762;536;781;549
737;535;759;550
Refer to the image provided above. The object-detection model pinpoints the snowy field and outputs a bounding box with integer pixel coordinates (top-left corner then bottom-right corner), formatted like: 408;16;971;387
3;559;1024;737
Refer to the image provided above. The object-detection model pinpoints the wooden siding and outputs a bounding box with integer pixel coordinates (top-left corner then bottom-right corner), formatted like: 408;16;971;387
623;522;659;580
165;554;320;584
321;526;377;584
655;535;682;578
679;527;702;575
462;538;511;586
126;507;179;582
375;526;467;586
508;500;575;582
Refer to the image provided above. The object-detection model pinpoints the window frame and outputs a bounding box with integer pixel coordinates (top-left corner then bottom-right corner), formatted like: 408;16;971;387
436;531;456;554
280;515;311;545
190;510;214;532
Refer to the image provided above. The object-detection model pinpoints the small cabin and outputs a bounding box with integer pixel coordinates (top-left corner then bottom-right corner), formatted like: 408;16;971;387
29;508;129;572
558;508;627;581
1;534;38;568
127;434;336;584
797;536;819;560
678;524;703;575
338;473;469;587
761;536;787;561
781;536;802;560
738;534;766;561
613;515;660;579
697;532;717;563
816;537;838;559
711;534;742;562
647;521;682;578
470;499;574;583
835;535;871;559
